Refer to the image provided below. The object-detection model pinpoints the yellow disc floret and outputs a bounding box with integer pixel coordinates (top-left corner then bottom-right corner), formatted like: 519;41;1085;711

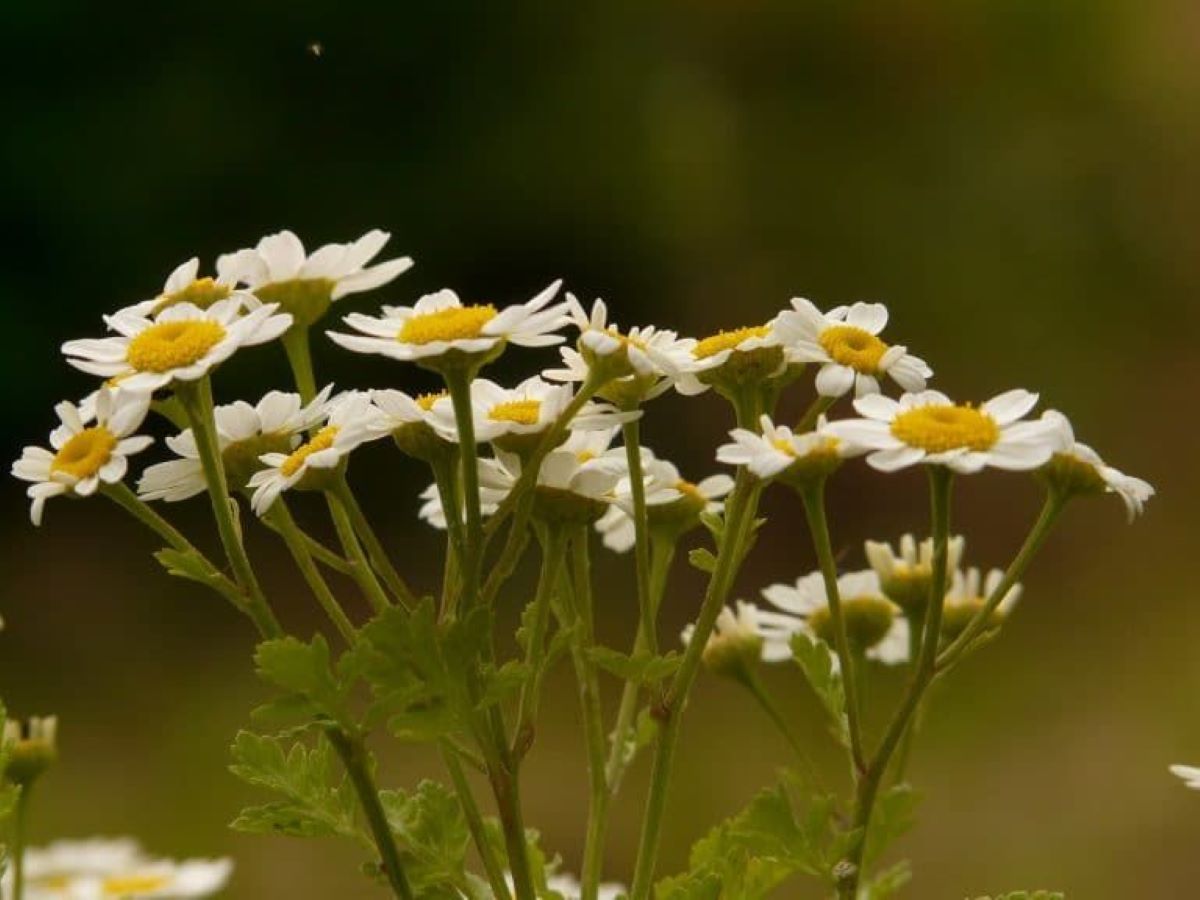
890;404;1000;453
415;391;446;411
692;325;771;360
50;427;117;480
281;426;339;477
818;324;888;373
126;320;226;373
399;305;497;345
103;874;172;895
489;399;542;425
153;276;232;314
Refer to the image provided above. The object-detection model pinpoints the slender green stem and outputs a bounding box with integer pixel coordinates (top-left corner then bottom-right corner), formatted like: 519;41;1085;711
566;529;611;900
801;481;867;774
796;393;835;433
737;668;822;788
605;535;676;790
260;517;353;576
12;785;30;900
936;492;1067;672
441;743;512;900
431;453;467;619
177;378;282;639
482;743;536;900
443;367;485;615
326;488;392;614
837;467;953;900
325;729;414;900
890;611;927;787
333;476;417;608
621;418;656;655
267;502;357;643
512;529;568;758
628;475;763;900
281;326;319;404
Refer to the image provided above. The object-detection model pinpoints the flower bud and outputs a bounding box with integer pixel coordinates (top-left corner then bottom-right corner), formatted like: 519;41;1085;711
254;278;335;329
4;716;58;786
807;595;899;653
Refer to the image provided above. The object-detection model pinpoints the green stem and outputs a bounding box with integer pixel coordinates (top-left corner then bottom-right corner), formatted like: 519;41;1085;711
325;729;415;900
260;517;353;576
441;743;512;900
326;488;392;614
512;528;569;758
443;367;485;615
431;453;467;619
176;377;282;639
333;476;417;608
795;393;835;433
936;492;1067;672
837;467;953;900
11;785;30;900
605;536;676;790
800;481;867;774
628;475;763;900
890;611;927;787
621;418;656;655
281;326;319;404
566;530;611;900
737;668;822;788
267;501;357;643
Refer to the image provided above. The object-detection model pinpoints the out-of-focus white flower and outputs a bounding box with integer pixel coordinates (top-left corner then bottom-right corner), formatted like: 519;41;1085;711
1040;410;1154;520
681;600;804;667
327;282;569;365
543;871;625;900
762;570;908;666
716;414;857;481
774;298;931;398
12;390;152;525
826;389;1059;474
864;533;965;613
138;387;331;502
114;256;254;319
62;300;292;395
939;566;1021;640
247;391;385;515
1170;765;1200;791
479;429;629;502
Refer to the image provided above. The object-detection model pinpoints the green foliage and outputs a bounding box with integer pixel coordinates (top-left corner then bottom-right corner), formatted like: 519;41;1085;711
656;774;853;899
0;702;14;823
789;632;850;746
688;548;718;574
587;647;682;684
863;784;919;866
228;731;362;842
969;893;1064;900
379;781;473;896
863;861;912;899
253;634;356;729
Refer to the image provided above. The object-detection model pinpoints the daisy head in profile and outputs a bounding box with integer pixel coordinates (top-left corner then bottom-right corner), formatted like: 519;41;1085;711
938;566;1022;641
1038;410;1154;520
113;255;254;319
716;414;858;487
774;298;931;399
327;281;569;371
682;600;805;677
12;389;152;525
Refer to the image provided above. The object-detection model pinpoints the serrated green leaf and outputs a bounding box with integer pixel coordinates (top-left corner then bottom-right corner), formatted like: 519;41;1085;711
253;635;354;728
228;731;361;842
864;860;912;899
587;647;682;684
153;547;213;583
477;660;531;709
790;632;849;746
864;784;919;865
688;548;718;573
379;781;471;894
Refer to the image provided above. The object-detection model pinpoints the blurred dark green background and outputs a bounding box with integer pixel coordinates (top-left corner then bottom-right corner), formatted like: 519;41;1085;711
3;1;1197;896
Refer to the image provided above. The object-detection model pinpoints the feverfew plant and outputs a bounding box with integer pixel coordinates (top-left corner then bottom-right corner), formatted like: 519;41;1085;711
8;230;1156;900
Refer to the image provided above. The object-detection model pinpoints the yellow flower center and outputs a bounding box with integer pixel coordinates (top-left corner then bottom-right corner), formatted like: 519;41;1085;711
676;480;704;500
32;874;72;890
692;325;771;360
890;404;1000;453
576;450;597;463
489;399;542;425
818;324;888;373
280;425;339;477
399;305;497;345
771;438;797;456
154;276;232;314
103;874;172;895
50;427;117;479
415;391;446;411
126;320;226;373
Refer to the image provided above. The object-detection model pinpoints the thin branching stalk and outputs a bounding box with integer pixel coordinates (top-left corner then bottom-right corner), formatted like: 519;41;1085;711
267;501;358;643
443;367;485;614
327;487;392;614
441;743;513;900
11;785;30;900
513;528;569;757
621;418;657;655
281;325;319;404
736;668;823;789
332;476;417;608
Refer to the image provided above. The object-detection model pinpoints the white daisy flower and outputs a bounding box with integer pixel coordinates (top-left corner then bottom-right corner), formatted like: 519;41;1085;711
114;256;255;319
864;533;965;612
74;857;233;899
247;391;385;516
220;229;412;326
12;390;152;525
1170;765;1200;790
1040;410;1154;520
479;429;629;503
825;389;1059;474
716;414;858;481
545;295;698;400
762;570;909;666
137;387;332;502
427;375;635;447
674;321;787;395
544;871;625;900
595;452;733;553
3;837;143;900
416;480;506;531
939;566;1021;640
681;599;805;666
774;298;932;398
62;299;292;395
326;281;569;365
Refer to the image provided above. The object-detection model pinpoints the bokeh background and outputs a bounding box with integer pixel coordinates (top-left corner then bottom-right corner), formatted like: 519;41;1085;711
3;1;1198;896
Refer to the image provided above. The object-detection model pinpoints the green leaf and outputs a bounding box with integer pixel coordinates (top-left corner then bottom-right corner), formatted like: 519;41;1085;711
969;893;1065;900
154;547;212;583
864;784;919;865
379;781;471;894
790;632;849;746
228;731;361;841
587;647;682;684
864;860;912;899
688;548;717;573
477;660;531;709
254;635;352;728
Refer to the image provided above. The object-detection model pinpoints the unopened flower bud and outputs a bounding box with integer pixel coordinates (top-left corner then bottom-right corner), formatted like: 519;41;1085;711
4;716;58;786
